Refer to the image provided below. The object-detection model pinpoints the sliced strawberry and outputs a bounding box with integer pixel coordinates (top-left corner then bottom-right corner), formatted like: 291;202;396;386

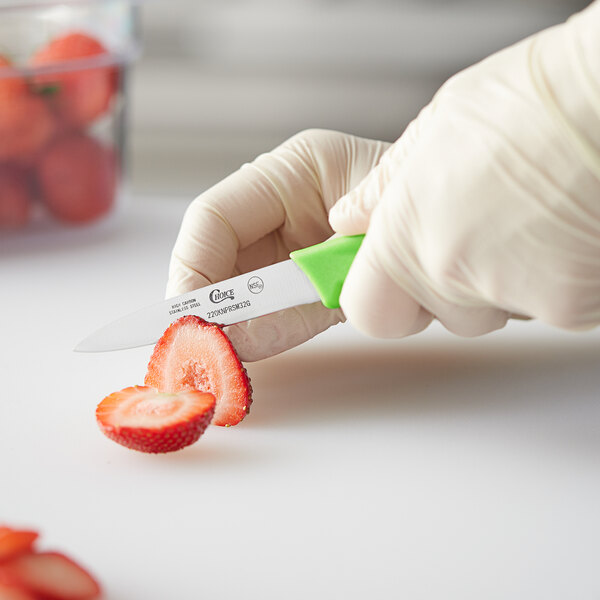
0;528;38;564
0;552;100;600
30;31;116;127
96;385;216;453
36;132;117;224
0;166;32;229
145;316;252;427
0;582;38;600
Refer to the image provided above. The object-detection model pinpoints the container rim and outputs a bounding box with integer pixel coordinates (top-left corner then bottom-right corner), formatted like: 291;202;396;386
0;0;148;9
0;45;141;77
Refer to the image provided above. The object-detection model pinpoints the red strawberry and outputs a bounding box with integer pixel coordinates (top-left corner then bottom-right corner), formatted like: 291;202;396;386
0;94;56;164
0;56;28;99
0;552;100;600
30;32;116;127
96;386;216;453
0;583;37;600
0;56;57;164
0;54;56;165
0;166;32;229
37;132;117;224
145;316;252;427
0;528;38;564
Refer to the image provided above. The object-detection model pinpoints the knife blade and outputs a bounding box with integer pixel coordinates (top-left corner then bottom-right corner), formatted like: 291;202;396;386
75;234;364;352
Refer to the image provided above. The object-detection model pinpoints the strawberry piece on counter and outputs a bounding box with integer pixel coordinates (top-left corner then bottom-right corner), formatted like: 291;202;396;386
96;385;216;453
145;315;253;427
0;583;37;600
36;132;117;224
30;31;116;127
0;528;38;564
0;166;32;229
0;552;101;600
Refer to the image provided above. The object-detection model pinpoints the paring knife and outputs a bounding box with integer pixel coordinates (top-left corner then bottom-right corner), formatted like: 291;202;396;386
75;234;365;352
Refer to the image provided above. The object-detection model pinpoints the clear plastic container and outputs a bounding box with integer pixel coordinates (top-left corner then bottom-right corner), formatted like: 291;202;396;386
0;0;140;232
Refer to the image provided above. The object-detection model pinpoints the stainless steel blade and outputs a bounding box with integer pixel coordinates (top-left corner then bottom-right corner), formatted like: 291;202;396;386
75;259;321;352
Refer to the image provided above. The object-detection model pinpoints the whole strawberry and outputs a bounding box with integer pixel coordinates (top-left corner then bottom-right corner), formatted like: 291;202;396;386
0;56;56;164
37;132;117;224
0;55;28;98
0;165;32;229
31;32;117;128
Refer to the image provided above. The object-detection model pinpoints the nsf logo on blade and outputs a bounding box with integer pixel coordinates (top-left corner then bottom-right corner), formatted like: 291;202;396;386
247;276;264;294
209;288;235;303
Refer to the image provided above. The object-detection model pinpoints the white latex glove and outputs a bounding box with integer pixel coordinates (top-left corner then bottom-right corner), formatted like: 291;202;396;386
167;130;390;361
329;1;600;339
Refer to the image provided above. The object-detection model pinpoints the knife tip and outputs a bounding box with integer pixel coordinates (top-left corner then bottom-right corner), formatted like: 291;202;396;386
73;341;97;353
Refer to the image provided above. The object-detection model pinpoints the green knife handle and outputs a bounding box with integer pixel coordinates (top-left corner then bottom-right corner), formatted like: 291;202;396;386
289;234;365;309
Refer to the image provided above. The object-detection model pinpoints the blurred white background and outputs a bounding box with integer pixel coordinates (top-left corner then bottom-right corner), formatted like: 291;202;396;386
129;0;590;197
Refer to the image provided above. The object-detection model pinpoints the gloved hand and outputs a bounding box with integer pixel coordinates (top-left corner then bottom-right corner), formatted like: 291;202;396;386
167;130;390;361
329;0;600;339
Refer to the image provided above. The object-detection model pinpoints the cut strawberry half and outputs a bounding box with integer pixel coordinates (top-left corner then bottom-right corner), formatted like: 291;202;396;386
145;316;252;427
0;528;38;564
0;552;100;600
96;385;216;453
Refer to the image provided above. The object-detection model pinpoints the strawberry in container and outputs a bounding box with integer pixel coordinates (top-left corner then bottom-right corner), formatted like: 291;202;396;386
0;1;140;231
30;31;118;130
30;30;121;226
37;130;118;224
0;55;54;229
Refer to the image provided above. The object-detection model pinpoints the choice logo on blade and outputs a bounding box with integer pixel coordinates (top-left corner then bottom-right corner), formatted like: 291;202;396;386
209;288;235;304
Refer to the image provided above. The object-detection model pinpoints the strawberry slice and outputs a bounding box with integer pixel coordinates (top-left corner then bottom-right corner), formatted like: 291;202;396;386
0;528;38;564
145;316;252;427
0;583;37;600
0;552;100;600
96;385;216;453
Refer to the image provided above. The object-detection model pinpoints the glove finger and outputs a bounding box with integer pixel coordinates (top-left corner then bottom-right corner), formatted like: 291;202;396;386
339;221;433;338
356;176;511;338
166;258;212;300
167;166;285;296
328;160;391;235
340;205;510;339
329;104;433;235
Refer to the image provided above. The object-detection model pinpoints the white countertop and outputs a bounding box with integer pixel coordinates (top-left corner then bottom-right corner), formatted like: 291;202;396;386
2;196;599;599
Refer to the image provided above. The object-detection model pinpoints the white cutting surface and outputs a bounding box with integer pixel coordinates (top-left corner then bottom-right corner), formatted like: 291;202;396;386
1;196;599;600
